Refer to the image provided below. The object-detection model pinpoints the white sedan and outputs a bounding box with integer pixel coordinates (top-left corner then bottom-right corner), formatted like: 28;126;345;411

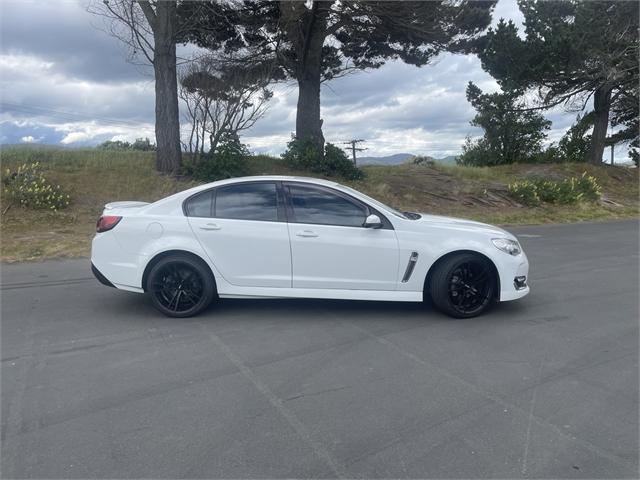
91;176;529;318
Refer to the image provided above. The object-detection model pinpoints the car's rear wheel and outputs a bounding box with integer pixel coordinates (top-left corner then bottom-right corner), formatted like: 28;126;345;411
146;254;216;318
429;253;495;318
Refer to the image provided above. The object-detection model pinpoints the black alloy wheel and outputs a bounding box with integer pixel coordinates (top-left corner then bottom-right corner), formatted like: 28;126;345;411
147;255;216;317
429;253;496;318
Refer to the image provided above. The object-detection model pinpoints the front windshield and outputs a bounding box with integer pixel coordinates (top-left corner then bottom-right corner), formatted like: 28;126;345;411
338;185;408;219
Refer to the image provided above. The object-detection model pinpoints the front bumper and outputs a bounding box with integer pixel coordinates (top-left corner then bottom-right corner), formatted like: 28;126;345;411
498;254;530;302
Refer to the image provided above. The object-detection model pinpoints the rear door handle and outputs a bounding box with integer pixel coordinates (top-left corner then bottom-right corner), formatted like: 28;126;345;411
296;230;318;238
200;223;221;231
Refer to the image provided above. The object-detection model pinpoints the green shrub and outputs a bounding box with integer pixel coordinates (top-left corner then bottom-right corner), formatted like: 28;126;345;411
2;162;71;211
184;137;250;182
323;143;365;180
531;145;562;164
630;147;639;167
412;155;435;166
281;138;319;171
97;137;155;151
508;173;601;206
282;138;365;180
457;137;496;166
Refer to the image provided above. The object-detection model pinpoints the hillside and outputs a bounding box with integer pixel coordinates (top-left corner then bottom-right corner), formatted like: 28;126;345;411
357;153;458;166
357;153;414;165
1;147;638;262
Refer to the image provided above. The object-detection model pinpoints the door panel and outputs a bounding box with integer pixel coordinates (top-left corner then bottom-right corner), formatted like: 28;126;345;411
284;183;399;290
189;217;291;287
186;182;291;288
288;223;399;290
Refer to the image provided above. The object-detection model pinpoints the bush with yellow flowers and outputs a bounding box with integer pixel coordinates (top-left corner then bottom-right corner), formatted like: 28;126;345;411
508;172;601;207
2;162;71;211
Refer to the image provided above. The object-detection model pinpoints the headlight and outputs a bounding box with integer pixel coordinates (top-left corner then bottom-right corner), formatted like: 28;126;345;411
492;238;521;256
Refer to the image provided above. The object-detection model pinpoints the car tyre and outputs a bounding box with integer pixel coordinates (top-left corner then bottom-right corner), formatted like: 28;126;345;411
429;253;495;318
146;254;216;318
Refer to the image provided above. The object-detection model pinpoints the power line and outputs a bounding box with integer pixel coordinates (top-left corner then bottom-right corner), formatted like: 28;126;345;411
0;102;151;128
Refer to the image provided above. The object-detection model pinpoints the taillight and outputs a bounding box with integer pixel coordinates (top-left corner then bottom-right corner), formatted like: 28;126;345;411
96;215;122;233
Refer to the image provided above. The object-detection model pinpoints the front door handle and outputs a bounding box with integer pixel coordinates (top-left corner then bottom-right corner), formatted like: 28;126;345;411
296;230;318;238
200;223;221;231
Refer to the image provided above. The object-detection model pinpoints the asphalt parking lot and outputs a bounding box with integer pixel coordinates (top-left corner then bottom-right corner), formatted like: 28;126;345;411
1;219;638;479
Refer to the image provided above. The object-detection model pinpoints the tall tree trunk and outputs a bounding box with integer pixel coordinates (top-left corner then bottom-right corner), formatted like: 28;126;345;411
282;1;331;155
152;2;182;174
296;71;323;153
194;120;200;157
587;86;612;165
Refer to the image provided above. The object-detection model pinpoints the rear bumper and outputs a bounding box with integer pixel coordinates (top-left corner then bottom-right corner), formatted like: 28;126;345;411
91;262;115;288
91;231;143;290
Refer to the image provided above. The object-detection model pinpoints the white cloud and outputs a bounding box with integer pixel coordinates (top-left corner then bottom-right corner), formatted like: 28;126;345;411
20;135;39;143
60;131;90;144
56;121;154;145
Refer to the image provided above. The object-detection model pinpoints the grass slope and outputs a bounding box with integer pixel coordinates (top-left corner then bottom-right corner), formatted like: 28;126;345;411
1;147;638;262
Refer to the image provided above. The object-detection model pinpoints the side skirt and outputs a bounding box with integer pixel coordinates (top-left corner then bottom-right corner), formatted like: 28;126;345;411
114;284;145;293
218;287;423;302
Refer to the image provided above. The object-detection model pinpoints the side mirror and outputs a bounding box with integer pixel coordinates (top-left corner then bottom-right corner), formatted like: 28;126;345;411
363;214;383;229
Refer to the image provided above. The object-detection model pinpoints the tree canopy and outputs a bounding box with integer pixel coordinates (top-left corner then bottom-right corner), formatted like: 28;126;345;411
179;57;272;155
179;0;496;154
458;82;551;166
477;0;639;164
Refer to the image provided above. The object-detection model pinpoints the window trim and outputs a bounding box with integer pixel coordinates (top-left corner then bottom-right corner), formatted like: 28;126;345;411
282;181;393;230
182;181;285;222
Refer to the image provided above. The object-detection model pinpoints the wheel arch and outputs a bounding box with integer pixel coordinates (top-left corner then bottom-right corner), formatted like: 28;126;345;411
423;249;500;299
141;249;217;293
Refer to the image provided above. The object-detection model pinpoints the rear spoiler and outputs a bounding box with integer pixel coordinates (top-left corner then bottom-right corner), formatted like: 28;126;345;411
103;201;150;211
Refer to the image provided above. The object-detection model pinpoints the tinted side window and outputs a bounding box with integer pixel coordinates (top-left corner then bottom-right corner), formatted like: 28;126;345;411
288;185;366;227
185;190;213;217
215;183;278;222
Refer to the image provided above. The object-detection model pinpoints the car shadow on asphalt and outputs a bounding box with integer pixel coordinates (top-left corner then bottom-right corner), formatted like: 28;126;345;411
103;288;527;329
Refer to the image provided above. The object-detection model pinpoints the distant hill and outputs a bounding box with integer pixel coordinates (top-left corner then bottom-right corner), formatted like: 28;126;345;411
357;153;414;165
357;153;458;166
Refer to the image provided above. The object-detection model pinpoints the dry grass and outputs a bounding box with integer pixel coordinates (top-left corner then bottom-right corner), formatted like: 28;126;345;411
1;146;638;262
350;162;639;225
1;148;197;262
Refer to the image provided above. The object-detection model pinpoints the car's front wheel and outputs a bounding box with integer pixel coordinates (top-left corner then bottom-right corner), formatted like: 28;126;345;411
429;253;496;318
146;254;216;318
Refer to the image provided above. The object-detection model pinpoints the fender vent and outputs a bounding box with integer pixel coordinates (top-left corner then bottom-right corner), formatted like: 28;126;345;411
401;252;419;283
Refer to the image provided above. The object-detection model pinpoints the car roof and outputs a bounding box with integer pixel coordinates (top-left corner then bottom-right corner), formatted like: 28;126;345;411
145;175;349;215
191;175;341;192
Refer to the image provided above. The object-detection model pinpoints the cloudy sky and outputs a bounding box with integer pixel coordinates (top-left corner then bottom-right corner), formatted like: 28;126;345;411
0;0;598;158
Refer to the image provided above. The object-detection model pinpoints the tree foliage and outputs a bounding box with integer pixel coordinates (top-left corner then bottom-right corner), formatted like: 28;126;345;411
557;114;592;163
179;57;272;156
179;1;496;155
458;82;551;166
477;0;639;164
282;137;364;180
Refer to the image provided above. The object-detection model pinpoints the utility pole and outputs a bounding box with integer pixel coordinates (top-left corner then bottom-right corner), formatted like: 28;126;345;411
342;139;367;165
610;144;614;165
